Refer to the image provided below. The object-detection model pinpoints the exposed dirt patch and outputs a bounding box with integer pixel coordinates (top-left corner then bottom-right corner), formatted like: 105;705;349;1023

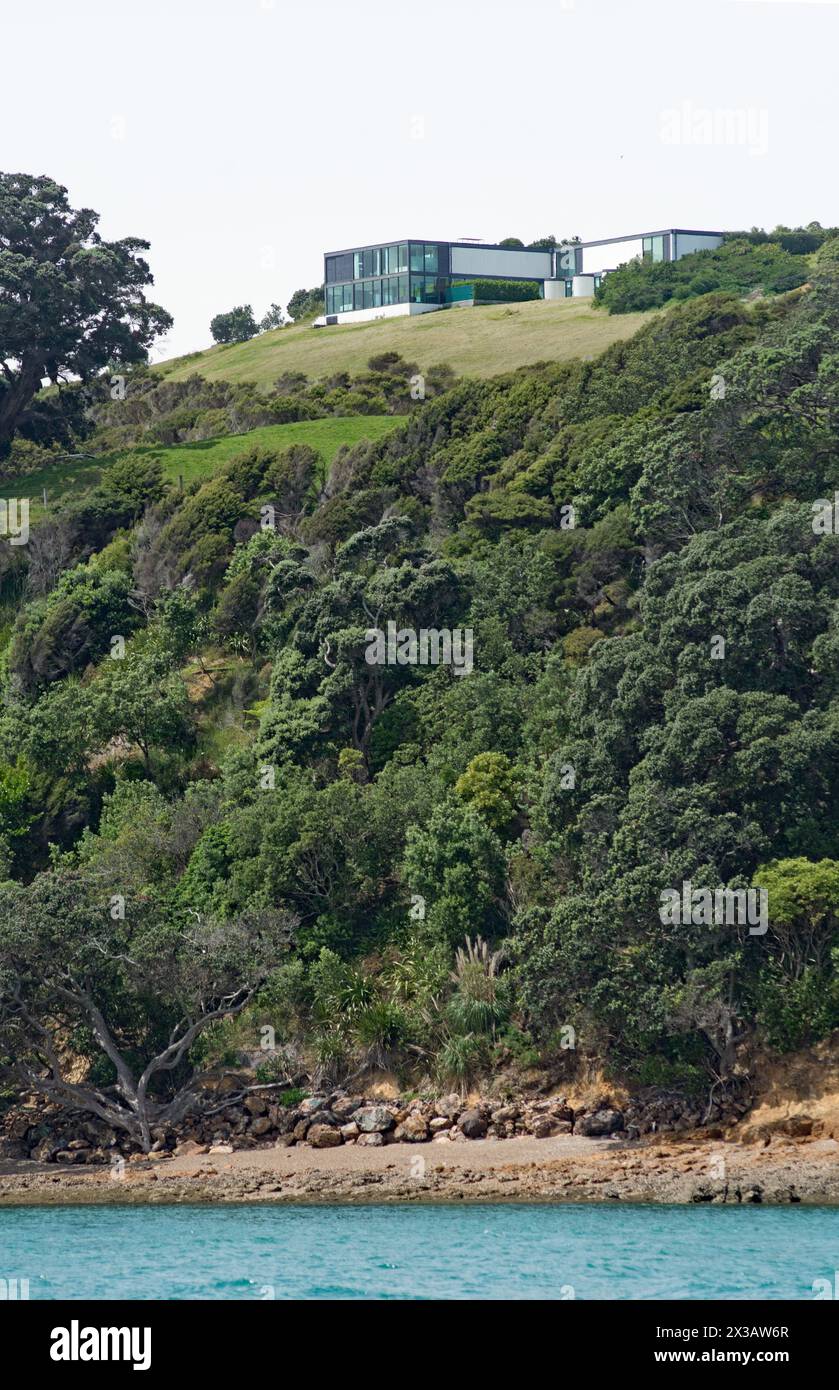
735;1033;839;1142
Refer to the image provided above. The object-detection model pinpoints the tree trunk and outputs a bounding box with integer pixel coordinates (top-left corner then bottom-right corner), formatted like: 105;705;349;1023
0;360;45;459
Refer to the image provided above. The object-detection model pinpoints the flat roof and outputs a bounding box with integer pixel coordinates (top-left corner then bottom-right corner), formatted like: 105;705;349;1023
325;230;725;257
580;227;725;247
324;238;562;257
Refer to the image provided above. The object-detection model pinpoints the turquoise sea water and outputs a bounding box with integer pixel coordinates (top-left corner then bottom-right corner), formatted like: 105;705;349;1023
1;1203;837;1300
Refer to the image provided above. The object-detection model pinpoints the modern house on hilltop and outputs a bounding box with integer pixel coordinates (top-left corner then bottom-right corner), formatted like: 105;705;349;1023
322;227;724;324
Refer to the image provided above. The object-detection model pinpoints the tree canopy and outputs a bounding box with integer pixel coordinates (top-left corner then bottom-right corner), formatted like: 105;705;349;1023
0;173;172;456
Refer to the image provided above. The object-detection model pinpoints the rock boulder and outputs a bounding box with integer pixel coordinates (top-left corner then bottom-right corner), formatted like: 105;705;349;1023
458;1109;488;1139
574;1109;625;1137
355;1105;395;1133
308;1124;343;1149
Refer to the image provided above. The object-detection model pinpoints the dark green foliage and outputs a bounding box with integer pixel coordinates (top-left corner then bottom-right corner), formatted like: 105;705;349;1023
0;172;171;457
9;563;138;693
470;279;540;304
260;303;286;332
5;267;839;1115
595;235;811;314
287;286;325;321
209;305;258;344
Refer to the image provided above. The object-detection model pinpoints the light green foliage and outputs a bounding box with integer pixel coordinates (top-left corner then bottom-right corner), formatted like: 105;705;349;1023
0;757;32;839
454;752;520;832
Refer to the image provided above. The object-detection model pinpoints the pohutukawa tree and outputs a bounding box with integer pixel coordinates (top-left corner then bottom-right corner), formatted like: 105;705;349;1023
0;172;172;457
0;868;296;1151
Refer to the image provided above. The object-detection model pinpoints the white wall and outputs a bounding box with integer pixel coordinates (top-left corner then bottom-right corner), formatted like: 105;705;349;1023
571;275;596;298
331;302;440;324
581;237;645;274
450;246;553;280
330;302;411;325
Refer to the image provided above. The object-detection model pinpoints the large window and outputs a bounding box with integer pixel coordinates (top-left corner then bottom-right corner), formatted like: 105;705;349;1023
349;244;410;278
642;234;668;263
408;243;442;274
410;275;443;304
382;243;408;274
326;283;353;313
326;252;353;283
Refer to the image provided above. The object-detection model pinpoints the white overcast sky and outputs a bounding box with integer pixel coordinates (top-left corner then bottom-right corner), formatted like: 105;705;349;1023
4;0;838;357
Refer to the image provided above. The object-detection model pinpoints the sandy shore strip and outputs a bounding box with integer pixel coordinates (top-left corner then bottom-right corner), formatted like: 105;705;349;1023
1;1132;837;1206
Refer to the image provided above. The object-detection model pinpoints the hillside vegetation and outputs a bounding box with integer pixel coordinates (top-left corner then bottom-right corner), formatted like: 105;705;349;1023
12;418;402;528
0;350;442;525
596;224;839;314
3;265;839;1139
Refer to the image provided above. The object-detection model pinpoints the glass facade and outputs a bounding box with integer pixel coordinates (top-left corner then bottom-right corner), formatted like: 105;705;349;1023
326;275;411;313
410;275;446;304
325;241;448;315
642;234;669;263
323;230;717;316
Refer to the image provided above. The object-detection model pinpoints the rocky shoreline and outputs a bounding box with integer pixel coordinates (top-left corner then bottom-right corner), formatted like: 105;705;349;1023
1;1082;748;1167
2;1079;837;1208
1;1131;838;1207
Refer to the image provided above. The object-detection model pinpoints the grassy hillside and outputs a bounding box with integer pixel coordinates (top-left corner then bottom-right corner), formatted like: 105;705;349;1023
156;298;652;386
17;416;400;526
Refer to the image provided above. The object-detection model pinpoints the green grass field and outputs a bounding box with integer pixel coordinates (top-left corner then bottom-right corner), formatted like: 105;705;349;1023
155;297;653;387
17;416;401;525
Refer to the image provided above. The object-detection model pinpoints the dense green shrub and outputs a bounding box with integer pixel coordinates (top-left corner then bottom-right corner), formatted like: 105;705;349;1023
470;279;540;303
595;236;809;313
209;305;258;344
